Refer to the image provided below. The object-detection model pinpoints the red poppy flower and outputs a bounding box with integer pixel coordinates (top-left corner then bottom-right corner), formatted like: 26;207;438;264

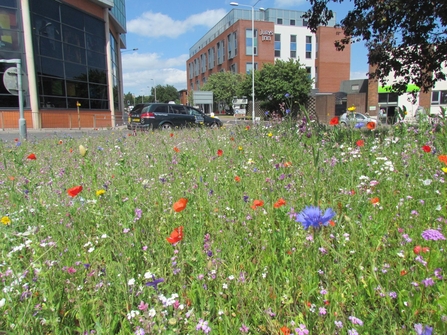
370;197;379;205
356;139;364;147
245;126;250;130
173;198;188;212
67;185;83;197
217;149;223;157
422;145;431;153
400;270;408;276
413;245;421;255
366;121;376;130
27;153;37;160
283;161;292;167
438;155;447;164
58;140;63;145
234;176;241;182
251;199;264;210
230;136;235;141
274;198;286;208
170;133;174;137
280;326;290;335
329;116;339;126
173;147;180;153
329;220;336;227
14;138;19;142
166;226;183;244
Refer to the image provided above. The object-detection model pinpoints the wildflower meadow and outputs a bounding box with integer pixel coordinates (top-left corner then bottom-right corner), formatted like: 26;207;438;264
1;116;446;335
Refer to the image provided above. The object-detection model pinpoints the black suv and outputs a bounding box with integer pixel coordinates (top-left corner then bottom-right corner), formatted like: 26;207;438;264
128;103;222;130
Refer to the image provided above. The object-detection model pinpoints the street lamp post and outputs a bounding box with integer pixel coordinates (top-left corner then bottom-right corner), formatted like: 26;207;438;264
151;78;157;102
230;1;262;123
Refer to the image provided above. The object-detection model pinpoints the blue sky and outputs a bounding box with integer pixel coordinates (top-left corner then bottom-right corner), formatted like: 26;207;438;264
122;0;369;97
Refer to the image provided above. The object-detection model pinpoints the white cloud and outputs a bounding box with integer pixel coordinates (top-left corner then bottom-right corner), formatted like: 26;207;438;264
127;9;227;38
274;0;307;7
350;70;368;80
122;52;188;92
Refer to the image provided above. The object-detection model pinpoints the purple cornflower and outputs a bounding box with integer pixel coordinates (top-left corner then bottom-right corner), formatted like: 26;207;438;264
421;229;445;241
414;324;433;335
334;321;343;329
243;195;249;203
319;307;327;315
295;324;309;335
389;291;397;299
145;276;164;291
196;319;211;334
348;330;359;335
239;324;249;333
134;208;142;221
348;316;363;326
421;277;435;287
434;268;443;280
295;205;336;230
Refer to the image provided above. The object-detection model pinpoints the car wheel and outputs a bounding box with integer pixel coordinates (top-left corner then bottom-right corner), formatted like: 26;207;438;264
210;122;219;129
160;123;173;130
340;122;347;126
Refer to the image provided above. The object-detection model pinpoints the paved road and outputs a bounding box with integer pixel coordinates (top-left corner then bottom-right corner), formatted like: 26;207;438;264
0;115;255;142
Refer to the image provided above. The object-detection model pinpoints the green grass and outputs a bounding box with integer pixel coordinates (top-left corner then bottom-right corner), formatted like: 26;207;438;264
0;118;446;335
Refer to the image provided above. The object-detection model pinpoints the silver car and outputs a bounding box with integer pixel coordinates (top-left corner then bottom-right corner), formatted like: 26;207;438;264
339;112;377;127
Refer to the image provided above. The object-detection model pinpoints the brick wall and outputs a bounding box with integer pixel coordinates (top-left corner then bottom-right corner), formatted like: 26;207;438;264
315;27;350;93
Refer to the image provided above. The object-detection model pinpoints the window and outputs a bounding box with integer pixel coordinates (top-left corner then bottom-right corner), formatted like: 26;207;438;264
274;34;281;57
201;53;207;73
432;91;447;104
217;40;225;64
379;93;399;104
245;29;257;55
28;0;109;110
306;67;311;80
306;36;312;58
230;63;237;73
277;18;283;24
228;32;237;59
246;62;258;74
351;84;359;91
290;19;295;26
290;35;296;58
208;47;215;70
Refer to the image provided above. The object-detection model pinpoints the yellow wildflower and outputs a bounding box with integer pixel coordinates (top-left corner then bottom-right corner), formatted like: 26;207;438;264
1;216;11;225
442;167;447;174
96;189;106;196
347;105;356;112
79;145;88;157
238;146;243;151
268;132;273;137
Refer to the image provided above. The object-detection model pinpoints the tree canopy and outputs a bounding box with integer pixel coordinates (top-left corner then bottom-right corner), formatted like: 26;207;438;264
240;59;313;113
304;0;447;94
200;71;244;106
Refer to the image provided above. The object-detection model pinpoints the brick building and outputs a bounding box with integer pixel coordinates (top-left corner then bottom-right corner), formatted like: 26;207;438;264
186;8;350;96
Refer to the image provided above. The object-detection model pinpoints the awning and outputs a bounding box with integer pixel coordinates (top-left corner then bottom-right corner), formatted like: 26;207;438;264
378;84;420;93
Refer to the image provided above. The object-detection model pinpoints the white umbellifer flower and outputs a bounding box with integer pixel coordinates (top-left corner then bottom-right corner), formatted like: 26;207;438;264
423;179;432;186
128;278;135;286
144;271;153;279
0;298;5;308
101;234;107;238
148;308;156;317
88;247;95;253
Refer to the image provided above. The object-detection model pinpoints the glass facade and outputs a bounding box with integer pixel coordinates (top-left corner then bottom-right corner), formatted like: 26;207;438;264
110;32;119;111
30;0;108;109
0;0;27;108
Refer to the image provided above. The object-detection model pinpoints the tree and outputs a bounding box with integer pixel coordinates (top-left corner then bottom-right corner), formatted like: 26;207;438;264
201;71;244;107
303;0;447;95
240;59;313;114
151;84;179;103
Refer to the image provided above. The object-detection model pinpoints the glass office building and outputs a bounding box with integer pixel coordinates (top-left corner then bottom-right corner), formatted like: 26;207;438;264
0;0;127;128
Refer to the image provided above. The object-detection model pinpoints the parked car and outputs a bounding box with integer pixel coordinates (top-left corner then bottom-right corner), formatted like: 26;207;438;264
128;103;222;130
339;112;377;127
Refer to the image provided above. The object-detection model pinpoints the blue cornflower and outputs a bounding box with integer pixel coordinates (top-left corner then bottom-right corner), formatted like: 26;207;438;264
414;324;433;335
295;205;336;230
285;93;290;98
146;276;164;291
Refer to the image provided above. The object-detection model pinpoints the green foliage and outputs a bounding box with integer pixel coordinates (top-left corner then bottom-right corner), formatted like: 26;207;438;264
304;0;447;95
200;72;244;106
240;59;313;113
1;120;447;334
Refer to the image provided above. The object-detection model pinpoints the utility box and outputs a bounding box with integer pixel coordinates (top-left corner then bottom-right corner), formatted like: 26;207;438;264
232;96;248;116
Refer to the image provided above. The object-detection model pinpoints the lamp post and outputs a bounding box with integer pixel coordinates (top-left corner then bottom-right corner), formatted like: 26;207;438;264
151;78;157;102
121;48;138;54
230;1;262;123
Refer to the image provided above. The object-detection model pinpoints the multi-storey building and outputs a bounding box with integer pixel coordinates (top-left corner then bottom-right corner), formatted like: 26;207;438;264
0;0;127;129
186;8;350;95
